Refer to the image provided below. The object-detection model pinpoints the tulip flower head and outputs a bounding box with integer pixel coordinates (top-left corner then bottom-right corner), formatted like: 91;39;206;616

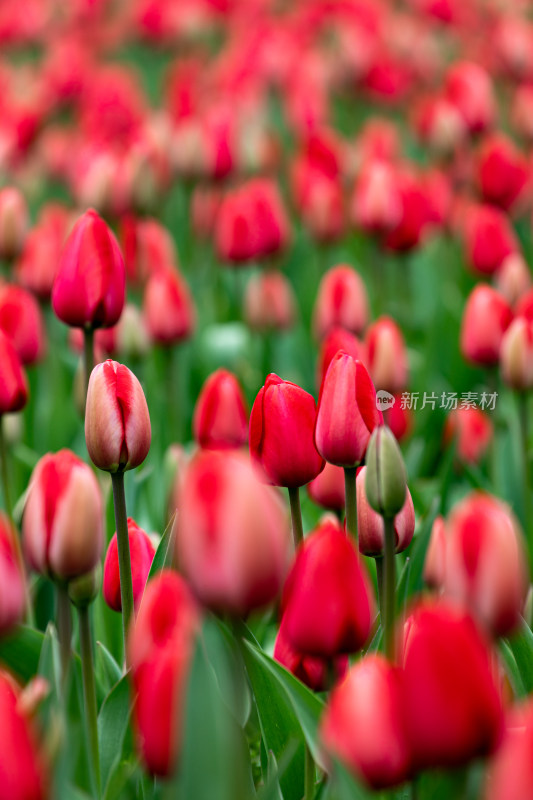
103;518;155;612
85;359;151;472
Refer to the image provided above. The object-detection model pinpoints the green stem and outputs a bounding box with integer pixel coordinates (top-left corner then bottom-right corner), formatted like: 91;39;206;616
304;744;315;800
375;557;384;612
0;415;12;523
111;471;134;666
383;516;396;661
344;467;358;541
518;393;533;578
288;486;304;548
83;327;95;407
57;585;72;686
78;605;101;799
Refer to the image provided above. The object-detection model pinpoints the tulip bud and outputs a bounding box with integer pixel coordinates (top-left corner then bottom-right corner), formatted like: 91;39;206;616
52;209;125;329
0;670;48;799
85;360;151;473
500;317;533;390
15;203;70;300
315;353;382;468
445;61;495;134
443;493;528;637
0;188;28;261
365;317;408;395
444;406;493;464
0;330;28;415
350;160;402;236
321;655;411;790
68;565;102;609
365;426;407;519
384;395;413;442
307;462;346;512
484;699;533;800
0;513;26;633
244;271;296;333
462;205;518;276
128;570;200;776
495;253;531;306
312;264;369;340
460;285;513;366
103;519;155;612
400;600;503;769
274;615;348;692
413;96;466;157
110;303;151;360
316;327;366;390
423;516;447;590
143;266;195;345
193;369;248;450
281;517;375;657
477;134;529;212
357;466;414;557
23;449;103;581
250;374;325;488
175;450;290;616
0;283;46;366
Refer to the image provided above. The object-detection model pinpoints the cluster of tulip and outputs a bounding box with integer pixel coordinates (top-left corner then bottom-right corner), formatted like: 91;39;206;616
2;1;533;799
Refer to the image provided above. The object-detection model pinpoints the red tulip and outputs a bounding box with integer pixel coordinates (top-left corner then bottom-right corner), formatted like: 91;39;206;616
15;203;70;300
496;253;531;307
250;374;325;488
511;84;533;142
444;406;493;464
0;513;25;633
351;160;402;237
85;359;151;473
383;395;413;442
312;264;368;340
315;353;382;467
175;450;290;615
244;271;296;333
103;518;155;612
477;134;529;212
357;466;415;557
484;699;533;800
445;61;495;135
0;330;28;414
0;670;48;799
281;517;375;657
193;369;248;450
0;187;28;261
500;317;533;390
423;516;447;590
0;283;46;365
366;316;408;395
400;600;503;769
460;285;513;366
413;95;466;158
307;463;346;512
143;266;195;345
52;209;125;329
274;615;348;692
128;570;200;777
23;449;103;581
443;493;528;637
292;158;344;243
462;205;518;276
321;655;411;790
316;327;366;390
383;170;432;253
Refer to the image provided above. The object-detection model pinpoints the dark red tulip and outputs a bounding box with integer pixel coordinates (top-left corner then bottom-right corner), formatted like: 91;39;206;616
103;518;155;612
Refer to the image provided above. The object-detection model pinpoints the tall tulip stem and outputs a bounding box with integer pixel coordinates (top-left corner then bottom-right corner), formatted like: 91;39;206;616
304;745;315;800
83;326;95;405
111;471;134;664
0;415;12;523
383;516;396;660
288;486;304;548
344;466;358;540
57;585;72;685
78;604;101;799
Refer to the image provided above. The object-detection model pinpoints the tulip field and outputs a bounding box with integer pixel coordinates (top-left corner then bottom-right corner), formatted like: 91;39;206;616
4;1;533;799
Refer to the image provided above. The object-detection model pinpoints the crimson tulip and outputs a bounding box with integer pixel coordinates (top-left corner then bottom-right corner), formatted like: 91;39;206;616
193;369;248;450
103;518;155;612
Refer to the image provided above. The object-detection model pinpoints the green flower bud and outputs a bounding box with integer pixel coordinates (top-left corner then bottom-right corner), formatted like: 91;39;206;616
68;564;102;609
365;426;407;518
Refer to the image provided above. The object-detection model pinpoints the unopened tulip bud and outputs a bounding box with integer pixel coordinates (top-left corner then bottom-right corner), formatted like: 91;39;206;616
52;209;125;329
23;450;103;581
477;133;529;212
193;369;248;450
244;271;296;333
365;426;407;518
312;264;369;340
365;317;408;395
85;360;151;473
357;466;414;556
0;283;46;366
307;462;346;512
444;406;493;464
495;253;531;306
500;317;533;390
460;285;513;366
112;303;151;359
462;205;518;276
0;330;28;415
0;514;26;633
445;61;495;135
321;655;411;790
316;327;367;389
423;516;447;590
484;699;533;800
0;188;28;261
103;519;155;611
250;374;325;488
68;565;102;609
143;266;195;345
